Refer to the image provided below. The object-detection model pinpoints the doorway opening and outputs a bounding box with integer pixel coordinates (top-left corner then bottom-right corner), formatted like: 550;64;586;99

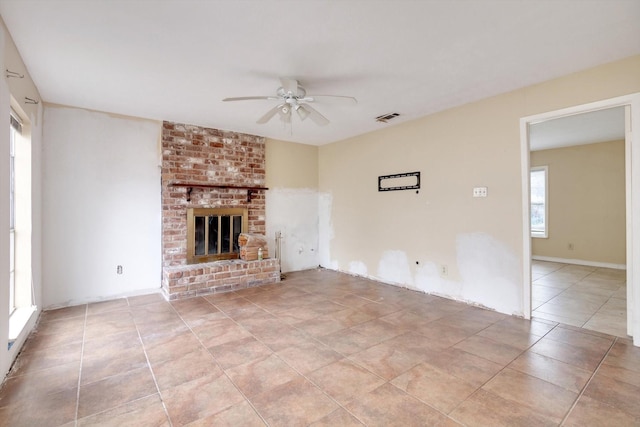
520;93;640;347
529;108;626;336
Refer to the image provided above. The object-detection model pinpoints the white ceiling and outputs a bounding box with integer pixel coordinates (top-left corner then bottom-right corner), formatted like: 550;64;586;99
529;107;626;151
0;0;638;146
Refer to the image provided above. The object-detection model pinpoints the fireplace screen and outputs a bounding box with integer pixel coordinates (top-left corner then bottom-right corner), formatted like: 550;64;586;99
187;208;248;263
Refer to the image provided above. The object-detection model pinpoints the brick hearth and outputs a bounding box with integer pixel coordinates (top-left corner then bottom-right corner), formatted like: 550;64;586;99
161;121;279;299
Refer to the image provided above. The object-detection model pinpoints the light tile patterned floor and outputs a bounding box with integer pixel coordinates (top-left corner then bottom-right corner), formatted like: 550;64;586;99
1;268;639;426
532;260;628;337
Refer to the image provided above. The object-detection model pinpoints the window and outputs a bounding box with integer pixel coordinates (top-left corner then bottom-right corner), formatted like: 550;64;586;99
531;166;548;238
8;106;35;344
9;114;20;313
186;208;247;263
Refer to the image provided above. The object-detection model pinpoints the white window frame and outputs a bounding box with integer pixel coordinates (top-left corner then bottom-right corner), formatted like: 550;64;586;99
8;103;38;345
9;113;20;314
530;166;548;238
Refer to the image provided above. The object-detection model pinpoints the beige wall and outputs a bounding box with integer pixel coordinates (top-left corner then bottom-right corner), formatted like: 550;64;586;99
265;138;321;272
531;140;625;266
265;138;318;189
319;55;640;316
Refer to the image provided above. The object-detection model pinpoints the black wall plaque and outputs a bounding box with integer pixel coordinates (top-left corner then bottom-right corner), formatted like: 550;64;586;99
378;171;420;192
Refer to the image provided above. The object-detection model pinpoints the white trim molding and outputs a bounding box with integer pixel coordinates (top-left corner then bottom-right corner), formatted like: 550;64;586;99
532;255;626;271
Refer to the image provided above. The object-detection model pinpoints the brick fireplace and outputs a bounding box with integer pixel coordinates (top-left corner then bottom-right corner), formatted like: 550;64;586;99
161;121;279;300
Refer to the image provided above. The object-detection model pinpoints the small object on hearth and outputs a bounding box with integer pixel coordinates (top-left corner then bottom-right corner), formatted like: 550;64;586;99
240;246;269;261
238;233;269;261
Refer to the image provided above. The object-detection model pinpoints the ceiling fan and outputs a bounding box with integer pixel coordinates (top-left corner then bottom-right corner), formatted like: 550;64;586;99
222;78;357;126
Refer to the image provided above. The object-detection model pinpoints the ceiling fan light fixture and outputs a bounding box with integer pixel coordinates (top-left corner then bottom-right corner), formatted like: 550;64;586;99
278;104;291;124
223;78;356;127
295;105;310;121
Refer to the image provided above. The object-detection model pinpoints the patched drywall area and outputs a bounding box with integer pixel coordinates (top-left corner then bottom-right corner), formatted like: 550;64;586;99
377;250;414;286
318;192;337;270
266;188;320;272
359;234;520;315
348;261;368;276
414;261;462;297
456;233;521;314
264;138;323;273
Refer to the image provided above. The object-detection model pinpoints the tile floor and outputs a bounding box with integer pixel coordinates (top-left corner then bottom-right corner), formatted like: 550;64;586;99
1;268;639;426
532;260;628;338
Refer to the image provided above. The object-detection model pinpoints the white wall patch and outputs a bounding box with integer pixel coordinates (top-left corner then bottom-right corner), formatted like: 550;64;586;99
265;188;320;272
414;262;462;296
377;250;413;286
457;232;521;315
348;261;368;276
318;192;334;268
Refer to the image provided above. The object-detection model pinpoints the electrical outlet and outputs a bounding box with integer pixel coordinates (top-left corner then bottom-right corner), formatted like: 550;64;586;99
441;264;448;276
117;265;123;274
473;187;488;197
568;243;574;250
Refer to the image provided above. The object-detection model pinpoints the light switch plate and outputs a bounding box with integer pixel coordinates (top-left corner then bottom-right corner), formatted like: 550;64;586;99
473;187;488;197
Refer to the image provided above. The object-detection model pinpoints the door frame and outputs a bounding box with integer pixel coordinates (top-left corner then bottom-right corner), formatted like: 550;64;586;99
520;93;640;346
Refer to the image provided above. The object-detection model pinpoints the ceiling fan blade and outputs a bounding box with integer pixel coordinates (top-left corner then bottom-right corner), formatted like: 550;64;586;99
280;77;299;97
256;104;282;124
301;103;329;126
302;95;357;104
223;96;279;102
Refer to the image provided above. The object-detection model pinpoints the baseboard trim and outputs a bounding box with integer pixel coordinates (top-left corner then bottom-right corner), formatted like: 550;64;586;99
532;255;626;270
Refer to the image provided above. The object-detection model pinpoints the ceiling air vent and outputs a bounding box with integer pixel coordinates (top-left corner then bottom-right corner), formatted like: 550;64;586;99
375;112;400;123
